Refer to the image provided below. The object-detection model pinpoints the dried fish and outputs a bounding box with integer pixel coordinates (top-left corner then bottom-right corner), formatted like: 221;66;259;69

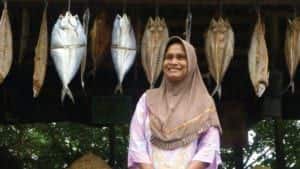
0;2;13;85
141;16;169;88
80;7;90;89
185;12;192;42
248;14;269;97
205;17;234;98
284;17;300;93
90;10;111;77
33;6;48;98
50;11;87;102
111;14;136;94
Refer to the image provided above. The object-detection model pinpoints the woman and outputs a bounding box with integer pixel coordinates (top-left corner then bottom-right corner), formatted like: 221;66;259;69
128;36;222;169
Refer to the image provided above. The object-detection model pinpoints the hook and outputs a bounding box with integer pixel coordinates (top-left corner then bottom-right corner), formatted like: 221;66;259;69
122;0;127;14
85;0;90;8
44;0;48;8
68;0;71;12
187;0;191;14
254;0;260;16
218;0;223;18
293;4;297;18
3;0;7;9
155;0;159;17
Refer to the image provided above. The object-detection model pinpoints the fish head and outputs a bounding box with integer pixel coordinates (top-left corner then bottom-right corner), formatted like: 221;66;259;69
209;18;227;34
113;14;121;27
148;17;154;25
158;18;167;30
146;17;155;32
291;17;300;31
209;18;218;28
112;14;121;42
59;12;78;30
99;10;107;19
120;14;131;33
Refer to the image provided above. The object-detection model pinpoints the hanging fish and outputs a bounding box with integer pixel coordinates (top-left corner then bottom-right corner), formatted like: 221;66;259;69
90;10;111;77
205;17;235;98
141;16;169;88
0;2;13;85
185;12;192;42
50;11;87;103
111;14;136;94
80;7;90;89
284;17;300;93
248;14;269;97
33;5;48;98
18;8;30;64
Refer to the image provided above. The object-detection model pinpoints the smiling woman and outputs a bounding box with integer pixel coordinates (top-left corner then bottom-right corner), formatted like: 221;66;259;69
163;42;188;83
128;36;222;169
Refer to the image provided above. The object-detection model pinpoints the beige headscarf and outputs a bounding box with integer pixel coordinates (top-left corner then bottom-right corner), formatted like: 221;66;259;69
146;36;222;150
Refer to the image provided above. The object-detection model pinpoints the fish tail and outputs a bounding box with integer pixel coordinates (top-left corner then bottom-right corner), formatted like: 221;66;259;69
150;82;154;89
211;85;221;97
61;86;75;103
256;83;266;98
81;81;85;89
114;83;123;94
80;70;85;89
289;81;295;94
88;69;96;80
33;89;37;98
80;53;87;89
217;86;222;99
0;74;4;85
33;86;39;98
81;82;87;96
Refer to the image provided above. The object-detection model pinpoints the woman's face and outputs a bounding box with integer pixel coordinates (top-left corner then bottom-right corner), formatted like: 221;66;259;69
163;43;188;83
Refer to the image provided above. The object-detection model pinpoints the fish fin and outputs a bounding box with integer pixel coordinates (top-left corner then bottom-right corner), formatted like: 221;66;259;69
61;87;75;103
114;83;123;94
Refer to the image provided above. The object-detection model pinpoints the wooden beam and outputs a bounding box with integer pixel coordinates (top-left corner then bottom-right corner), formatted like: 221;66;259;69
6;0;300;6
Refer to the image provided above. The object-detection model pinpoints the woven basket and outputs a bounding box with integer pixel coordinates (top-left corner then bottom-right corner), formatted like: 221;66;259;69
253;165;271;169
68;152;112;169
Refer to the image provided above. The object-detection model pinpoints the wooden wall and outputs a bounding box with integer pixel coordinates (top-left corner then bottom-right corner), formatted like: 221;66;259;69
0;0;299;126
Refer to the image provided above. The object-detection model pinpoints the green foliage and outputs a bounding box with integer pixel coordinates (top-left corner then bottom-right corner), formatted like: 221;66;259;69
0;123;127;169
0;120;299;169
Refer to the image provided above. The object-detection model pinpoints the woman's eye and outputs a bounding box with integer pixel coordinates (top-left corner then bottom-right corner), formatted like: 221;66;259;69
177;54;186;60
165;55;172;60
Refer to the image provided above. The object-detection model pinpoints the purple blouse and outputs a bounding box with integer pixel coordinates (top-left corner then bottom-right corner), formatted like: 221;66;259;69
128;94;222;169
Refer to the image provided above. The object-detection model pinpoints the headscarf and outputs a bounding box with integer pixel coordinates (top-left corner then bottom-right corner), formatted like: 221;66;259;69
146;36;222;150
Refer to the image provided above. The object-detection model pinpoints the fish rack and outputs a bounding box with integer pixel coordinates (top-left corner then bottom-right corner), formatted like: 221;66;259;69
1;1;300;168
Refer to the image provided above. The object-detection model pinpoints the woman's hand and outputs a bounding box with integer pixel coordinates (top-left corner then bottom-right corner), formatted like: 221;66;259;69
187;161;209;169
138;163;155;169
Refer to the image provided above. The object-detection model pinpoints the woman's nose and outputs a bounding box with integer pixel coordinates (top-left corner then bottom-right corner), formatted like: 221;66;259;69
170;57;178;64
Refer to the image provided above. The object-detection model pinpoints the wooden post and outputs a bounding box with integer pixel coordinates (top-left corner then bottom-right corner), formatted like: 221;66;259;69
268;14;286;169
234;145;243;169
274;119;285;169
108;124;115;167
